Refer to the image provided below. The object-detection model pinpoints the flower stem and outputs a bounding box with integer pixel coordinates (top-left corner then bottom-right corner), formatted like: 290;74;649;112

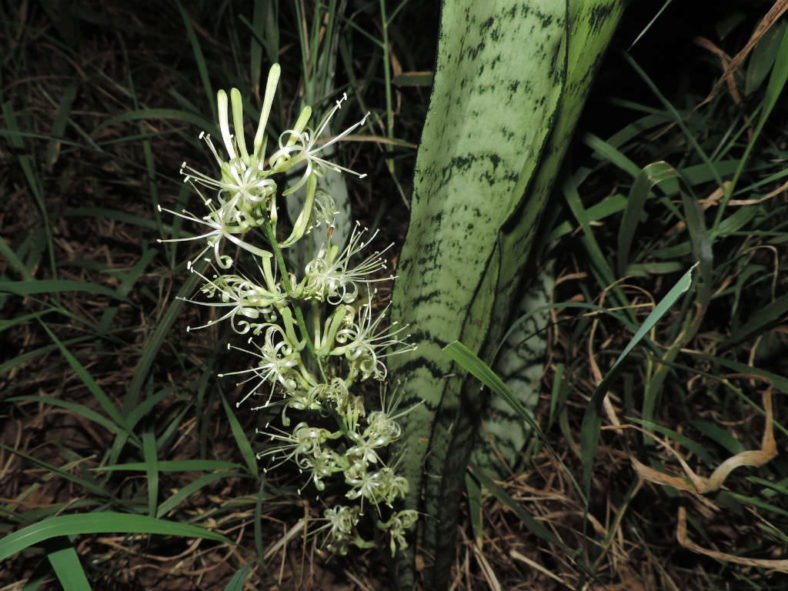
264;222;326;381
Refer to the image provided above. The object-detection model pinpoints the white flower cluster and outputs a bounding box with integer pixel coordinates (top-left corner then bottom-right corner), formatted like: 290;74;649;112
160;64;416;556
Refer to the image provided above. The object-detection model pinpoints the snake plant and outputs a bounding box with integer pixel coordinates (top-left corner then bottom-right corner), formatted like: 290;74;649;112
388;1;625;588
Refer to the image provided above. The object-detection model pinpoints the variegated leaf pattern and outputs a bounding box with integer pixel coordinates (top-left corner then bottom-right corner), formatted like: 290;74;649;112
388;2;624;588
471;262;554;477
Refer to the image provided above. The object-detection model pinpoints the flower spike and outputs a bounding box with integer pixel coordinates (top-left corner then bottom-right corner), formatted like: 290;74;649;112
160;64;415;556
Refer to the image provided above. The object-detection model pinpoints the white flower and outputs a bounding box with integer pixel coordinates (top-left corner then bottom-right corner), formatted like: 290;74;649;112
279;385;324;426
179;267;284;334
316;505;366;555
346;439;381;469
156;196;273;268
269;93;370;195
303;223;393;304
362;410;402;448
180;132;277;215
331;298;413;381
343;410;402;469
180;67;282;222
220;325;302;406
378;509;418;555
345;465;409;508
257;422;331;466
297;447;344;491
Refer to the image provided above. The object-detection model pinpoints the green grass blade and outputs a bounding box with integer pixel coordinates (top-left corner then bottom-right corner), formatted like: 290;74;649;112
1;101;55;276
8;396;124;436
617;168;651;276
747;477;788;497
0;443;117;502
688;354;788;392
392;71;434;86
465;472;483;544
125;388;174;431
762;25;788;109
584;132;640;177
715;206;758;237
561;173;623;315
96;460;242;472
142;431;159;517
47;542;91;591
727;492;788;518
247;0;279;94
248;4;264;96
37;321;127;429
0;309;54;332
0;234;33;280
470;464;574;557
0;512;232;561
123;65;166;238
624;54;723;192
580;263;698;493
45;83;78;171
745;21;786;95
0;279;123;299
548;363;565;430
681;160;741;187
175;1;214;108
724;294;788;347
617;162;678;276
0;336;92;382
626;262;684;275
220;391;259;477
444;341;542;437
550;193;627;241
602;109;672;146
691;420;745;455
156;405;190;453
97;247;157;337
224;563;253;591
157;472;238;519
634;191;714;430
444;340;585;504
95;108;215;135
123;266;203;415
64;207;172;232
379;0;395;163
253;480;267;571
627;417;716;465
104;387;176;468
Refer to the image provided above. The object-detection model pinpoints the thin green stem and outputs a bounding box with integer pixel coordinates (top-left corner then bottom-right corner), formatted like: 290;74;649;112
263;222;327;381
311;298;322;351
379;0;394;173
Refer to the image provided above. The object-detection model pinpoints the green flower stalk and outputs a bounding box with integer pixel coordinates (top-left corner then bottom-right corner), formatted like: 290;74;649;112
160;64;415;555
